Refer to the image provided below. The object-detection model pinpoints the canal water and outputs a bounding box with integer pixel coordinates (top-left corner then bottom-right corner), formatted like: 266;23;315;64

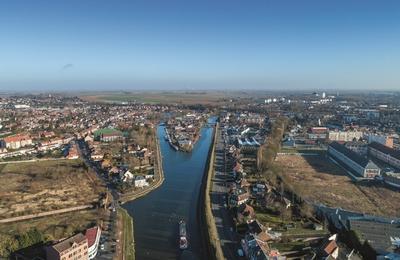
123;118;216;260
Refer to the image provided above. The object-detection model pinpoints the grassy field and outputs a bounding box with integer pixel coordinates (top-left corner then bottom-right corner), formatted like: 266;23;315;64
0;209;101;240
274;154;400;217
0;159;105;218
80;91;231;105
118;208;135;260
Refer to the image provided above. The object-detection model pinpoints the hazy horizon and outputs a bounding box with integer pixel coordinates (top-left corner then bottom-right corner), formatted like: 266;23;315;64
1;1;400;91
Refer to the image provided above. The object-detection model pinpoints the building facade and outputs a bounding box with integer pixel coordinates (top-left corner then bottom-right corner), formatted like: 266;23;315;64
328;142;381;179
93;128;123;142
328;131;363;142
45;234;88;260
2;134;32;149
85;226;101;259
369;142;400;170
366;134;394;148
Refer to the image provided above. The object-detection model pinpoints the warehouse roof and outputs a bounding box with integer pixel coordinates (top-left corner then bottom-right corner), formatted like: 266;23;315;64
329;141;370;167
369;142;400;161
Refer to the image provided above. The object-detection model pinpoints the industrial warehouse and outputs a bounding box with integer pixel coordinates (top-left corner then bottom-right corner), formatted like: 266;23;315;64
328;142;381;179
369;141;400;170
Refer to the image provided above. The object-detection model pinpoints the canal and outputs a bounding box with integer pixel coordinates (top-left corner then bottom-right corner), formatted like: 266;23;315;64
123;118;216;260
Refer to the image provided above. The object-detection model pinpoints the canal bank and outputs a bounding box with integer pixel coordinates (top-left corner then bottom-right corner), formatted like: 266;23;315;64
123;118;217;260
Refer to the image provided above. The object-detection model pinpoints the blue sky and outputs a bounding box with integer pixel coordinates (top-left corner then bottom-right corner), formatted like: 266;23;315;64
0;0;399;91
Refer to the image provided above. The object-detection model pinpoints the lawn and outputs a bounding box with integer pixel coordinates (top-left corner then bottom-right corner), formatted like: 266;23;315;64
0;209;101;240
81;91;230;105
269;241;307;252
118;208;135;260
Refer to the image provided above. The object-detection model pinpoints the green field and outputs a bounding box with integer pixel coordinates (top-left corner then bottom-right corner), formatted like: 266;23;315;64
81;91;231;105
119;208;135;260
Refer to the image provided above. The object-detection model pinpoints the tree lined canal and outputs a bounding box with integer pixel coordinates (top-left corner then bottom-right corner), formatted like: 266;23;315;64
123;118;216;259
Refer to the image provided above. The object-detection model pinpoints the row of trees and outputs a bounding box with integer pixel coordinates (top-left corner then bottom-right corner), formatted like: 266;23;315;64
257;117;317;220
258;117;288;173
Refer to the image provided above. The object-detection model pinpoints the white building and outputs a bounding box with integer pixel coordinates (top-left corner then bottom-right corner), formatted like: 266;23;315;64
328;142;380;179
329;131;363;142
134;176;149;188
2;134;33;149
366;134;393;148
121;170;134;182
369;142;400;170
85;226;101;259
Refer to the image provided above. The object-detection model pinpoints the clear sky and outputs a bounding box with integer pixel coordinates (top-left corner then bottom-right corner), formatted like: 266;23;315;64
1;0;400;91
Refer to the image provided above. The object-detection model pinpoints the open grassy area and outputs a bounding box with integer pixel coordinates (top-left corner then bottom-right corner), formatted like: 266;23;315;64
255;209;327;237
0;209;101;240
274;154;400;217
0;159;105;218
118;208;135;260
269;241;307;252
81;91;230;105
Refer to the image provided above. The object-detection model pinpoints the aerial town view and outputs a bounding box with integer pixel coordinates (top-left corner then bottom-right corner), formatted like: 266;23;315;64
1;1;400;260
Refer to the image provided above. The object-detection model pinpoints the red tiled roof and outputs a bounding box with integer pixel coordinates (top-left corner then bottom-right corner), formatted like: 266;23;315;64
85;226;100;247
324;240;338;255
4;134;31;143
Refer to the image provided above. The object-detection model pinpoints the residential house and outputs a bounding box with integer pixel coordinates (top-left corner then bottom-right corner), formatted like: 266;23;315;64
121;170;134;182
229;188;250;207
316;234;339;259
134;175;149;188
236;203;256;224
2;134;32;149
90;152;104;161
242;220;282;260
66;144;79;159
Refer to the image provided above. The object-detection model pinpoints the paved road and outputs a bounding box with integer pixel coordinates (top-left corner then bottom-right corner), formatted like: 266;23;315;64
77;139;118;260
210;126;242;260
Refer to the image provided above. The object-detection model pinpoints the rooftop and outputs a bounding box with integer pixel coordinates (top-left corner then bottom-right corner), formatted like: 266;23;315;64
85;226;100;247
329;141;370;167
51;233;87;253
370;142;400;161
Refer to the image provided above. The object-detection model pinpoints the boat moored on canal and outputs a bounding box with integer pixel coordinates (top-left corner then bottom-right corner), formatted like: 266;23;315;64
179;220;188;250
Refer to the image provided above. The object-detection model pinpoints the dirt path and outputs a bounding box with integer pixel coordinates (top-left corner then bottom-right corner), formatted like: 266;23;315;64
0;204;93;223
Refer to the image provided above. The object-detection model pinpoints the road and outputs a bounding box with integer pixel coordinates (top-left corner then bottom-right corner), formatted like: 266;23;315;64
77;139;118;260
210;125;242;260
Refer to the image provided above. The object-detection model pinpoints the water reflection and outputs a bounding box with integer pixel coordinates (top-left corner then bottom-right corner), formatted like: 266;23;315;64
123;118;216;260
